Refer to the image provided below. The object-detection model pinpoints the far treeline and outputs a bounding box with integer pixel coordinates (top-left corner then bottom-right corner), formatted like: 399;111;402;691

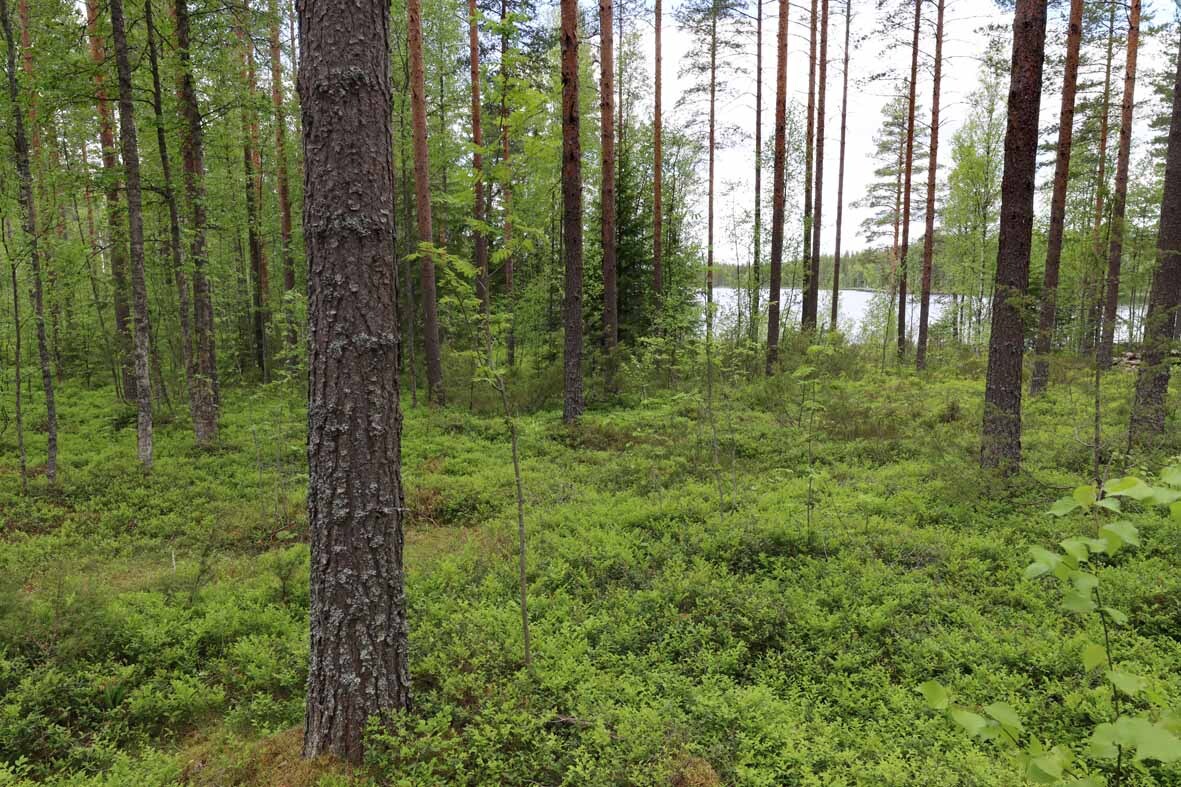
0;0;1180;761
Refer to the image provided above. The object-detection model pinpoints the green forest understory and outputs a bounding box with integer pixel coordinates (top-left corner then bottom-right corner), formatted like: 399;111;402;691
1;351;1179;786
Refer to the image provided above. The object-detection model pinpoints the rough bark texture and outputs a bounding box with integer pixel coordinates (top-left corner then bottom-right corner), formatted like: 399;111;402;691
500;0;515;363
1084;2;1116;352
915;0;944;370
560;0;584;422
297;0;411;762
1130;35;1181;444
1029;0;1083;394
897;0;921;357
980;0;1047;473
467;0;489;326
1098;0;1140;369
108;0;154;469
145;0;196;421
175;0;219;445
765;0;788;373
706;12;717;336
808;0;829;333
85;0;135;403
830;0;849;331
653;0;663;296
751;0;762;343
238;25;270;382
800;0;817;330
600;0;617;349
408;0;445;403
2;0;56;482
269;0;297;350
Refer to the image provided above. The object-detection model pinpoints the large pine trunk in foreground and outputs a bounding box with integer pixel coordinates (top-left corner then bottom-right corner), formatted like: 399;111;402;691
108;0;154;468
1098;0;1141;368
1;0;56;482
298;0;410;762
897;0;921;357
765;0;788;372
914;0;944;370
560;0;584;422
1130;35;1181;445
1029;0;1083;394
981;0;1047;472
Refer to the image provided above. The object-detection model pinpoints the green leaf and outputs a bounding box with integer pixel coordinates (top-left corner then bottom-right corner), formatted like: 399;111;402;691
920;680;949;710
1024;561;1050;580
1062;589;1097;614
1096;497;1122;513
1060;538;1090;563
1102;606;1128;625
1100;521;1140;554
1072;485;1098;507
950;709;989;737
1049;496;1081;517
1160;465;1181;487
984;702;1024;732
1071;571;1099;594
1107;670;1145;697
1105;476;1144;495
1081;642;1107;672
1126;718;1181;763
1029;546;1061;571
1028;752;1063;781
1089;722;1119;759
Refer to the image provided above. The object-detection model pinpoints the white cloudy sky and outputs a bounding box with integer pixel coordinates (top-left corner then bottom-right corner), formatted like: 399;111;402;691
623;0;1177;259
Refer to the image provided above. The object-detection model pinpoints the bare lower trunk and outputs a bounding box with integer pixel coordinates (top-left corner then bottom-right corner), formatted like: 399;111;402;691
467;0;489;337
707;13;717;340
600;0;617;350
109;0;154;468
298;0;410;763
1084;2;1116;353
981;0;1047;473
808;0;829;334
500;0;516;364
560;0;584;422
800;0;817;331
915;0;944;370
653;0;663;297
751;0;762;343
897;0;921;358
270;0;297;351
1029;0;1083;394
830;0;850;332
409;0;445;403
765;0;789;372
1098;0;1140;368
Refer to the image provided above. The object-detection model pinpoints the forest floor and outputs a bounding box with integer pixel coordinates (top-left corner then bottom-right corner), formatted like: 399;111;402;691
0;350;1179;785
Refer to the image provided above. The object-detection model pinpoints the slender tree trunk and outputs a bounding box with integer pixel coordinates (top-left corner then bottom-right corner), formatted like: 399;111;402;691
298;0;410;762
85;0;135;403
238;24;270;382
467;0;490;338
915;0;944;370
706;12;717;341
800;0;817;330
830;0;849;331
1030;0;1083;393
980;0;1047;473
653;0;663;298
765;0;789;373
808;0;829;332
175;0;219;445
751;0;763;344
501;0;516;364
108;0;154;468
8;248;27;494
1129;35;1181;444
145;0;197;419
600;0;617;350
269;0;297;351
3;0;55;482
1098;0;1140;368
897;0;921;358
560;0;584;422
408;0;444;403
1084;1;1116;352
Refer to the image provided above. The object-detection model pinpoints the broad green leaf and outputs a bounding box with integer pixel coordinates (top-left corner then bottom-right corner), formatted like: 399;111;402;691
1160;465;1181;487
1096;497;1122;513
1107;670;1145;697
1060;538;1090;562
1029;546;1061;570
1024;561;1050;580
1102;606;1128;625
920;680;949;710
1081;642;1107;672
1126;718;1181;763
1062;589;1096;614
1171;501;1181;522
1049;496;1081;517
1085;537;1110;554
1072;485;1097;507
1105;476;1143;495
1028;752;1063;781
1089;722;1119;759
1099;521;1139;554
984;702;1024;732
1071;571;1098;594
950;709;989;737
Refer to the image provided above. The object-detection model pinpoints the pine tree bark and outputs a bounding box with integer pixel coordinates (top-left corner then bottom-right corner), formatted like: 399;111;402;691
600;0;617;349
145;0;197;421
1129;34;1181;444
269;0;297;350
1030;0;1083;393
800;0;818;330
108;0;154;468
751;0;763;343
237;23;270;382
830;0;849;331
467;0;489;330
297;0;410;762
560;0;584;422
175;0;219;445
653;0;663;296
1098;0;1140;369
915;0;944;370
897;0;921;357
706;11;718;339
808;0;829;333
500;0;516;364
980;0;1047;473
765;0;789;373
85;0;135;403
409;0;445;403
1;0;55;482
1084;1;1116;352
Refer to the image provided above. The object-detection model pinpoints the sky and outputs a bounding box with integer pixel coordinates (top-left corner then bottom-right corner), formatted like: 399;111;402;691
626;0;1177;260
